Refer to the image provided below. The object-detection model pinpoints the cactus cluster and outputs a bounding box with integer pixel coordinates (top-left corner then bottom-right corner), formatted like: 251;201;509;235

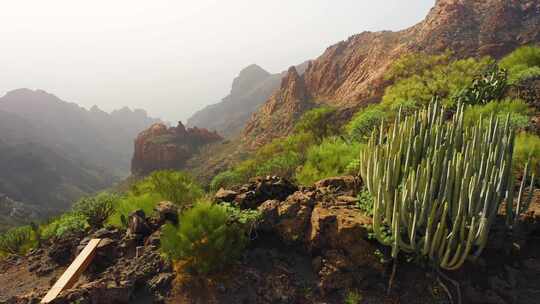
359;101;534;270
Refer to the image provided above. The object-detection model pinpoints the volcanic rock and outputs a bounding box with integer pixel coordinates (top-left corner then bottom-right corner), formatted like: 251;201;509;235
131;121;222;176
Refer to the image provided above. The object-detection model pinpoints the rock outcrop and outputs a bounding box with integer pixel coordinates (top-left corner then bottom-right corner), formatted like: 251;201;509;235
242;0;540;148
187;63;309;138
4;208;175;304
215;175;382;295
131;121;222;176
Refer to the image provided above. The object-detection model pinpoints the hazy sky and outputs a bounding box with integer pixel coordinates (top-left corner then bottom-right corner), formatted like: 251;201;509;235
0;0;434;122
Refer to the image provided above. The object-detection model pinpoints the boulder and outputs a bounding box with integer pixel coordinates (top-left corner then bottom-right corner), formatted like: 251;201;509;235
214;188;238;202
154;201;179;225
127;210;152;238
314;175;361;195
257;200;280;232
218;176;298;209
307;204;373;261
257;191;315;244
48;234;82;265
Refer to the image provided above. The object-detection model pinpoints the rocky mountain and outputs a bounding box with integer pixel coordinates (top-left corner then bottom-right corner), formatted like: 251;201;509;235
131;122;222;176
187;63;308;138
243;0;540;148
0;89;160;227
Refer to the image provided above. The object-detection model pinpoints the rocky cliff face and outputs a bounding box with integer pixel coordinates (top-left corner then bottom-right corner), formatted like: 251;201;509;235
187;63;309;138
131;122;222;175
243;0;540;148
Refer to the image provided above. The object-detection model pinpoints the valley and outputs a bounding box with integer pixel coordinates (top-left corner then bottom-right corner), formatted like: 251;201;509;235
1;0;540;303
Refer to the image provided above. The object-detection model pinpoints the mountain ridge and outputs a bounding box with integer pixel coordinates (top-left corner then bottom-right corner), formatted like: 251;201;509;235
0;88;161;228
242;0;540;148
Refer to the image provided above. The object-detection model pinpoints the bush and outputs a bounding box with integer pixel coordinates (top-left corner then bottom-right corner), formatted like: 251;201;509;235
73;193;117;228
210;170;244;191
134;170;203;207
0;226;32;255
161;201;249;274
42;213;88;239
211;132;317;187
500;46;540;84
296;138;363;185
256;151;303;179
344;290;363;304
383;56;493;108
107;193;163;227
463;99;532;129
454;64;508;105
509;66;540;84
384;51;451;82
357;190;374;217
514;132;540;178
346;104;389;141
294;106;338;141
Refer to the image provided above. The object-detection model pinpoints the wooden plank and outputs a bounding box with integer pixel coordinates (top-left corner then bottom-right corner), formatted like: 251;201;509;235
41;238;102;303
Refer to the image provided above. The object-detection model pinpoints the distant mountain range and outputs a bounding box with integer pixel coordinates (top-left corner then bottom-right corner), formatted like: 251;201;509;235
0;88;159;228
187;62;308;138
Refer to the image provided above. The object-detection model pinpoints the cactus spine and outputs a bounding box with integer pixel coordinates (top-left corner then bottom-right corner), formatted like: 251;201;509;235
359;101;533;270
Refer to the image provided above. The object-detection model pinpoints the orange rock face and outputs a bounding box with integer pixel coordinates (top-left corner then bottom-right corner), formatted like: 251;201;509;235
242;0;540;148
131;122;222;175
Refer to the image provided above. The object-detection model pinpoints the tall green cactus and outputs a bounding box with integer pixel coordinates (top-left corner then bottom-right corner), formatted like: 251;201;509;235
359;101;534;270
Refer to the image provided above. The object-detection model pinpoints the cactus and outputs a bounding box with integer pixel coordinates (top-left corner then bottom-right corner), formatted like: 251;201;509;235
359;101;533;270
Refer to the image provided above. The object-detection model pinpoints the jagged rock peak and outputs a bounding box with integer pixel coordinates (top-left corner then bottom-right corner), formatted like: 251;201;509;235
279;66;308;102
230;64;272;96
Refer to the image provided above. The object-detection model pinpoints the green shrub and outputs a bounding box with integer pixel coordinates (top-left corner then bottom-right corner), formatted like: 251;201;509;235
346;104;389;141
73;193;117;228
345;159;361;175
384;51;451;82
509;66;540;84
212;132;317;186
344;290;363;304
161;201;249;274
500;45;540;68
210;170;244;191
500;45;540;84
255;132;316;162
294;106;338;141
454;64;508;105
383;56;493;108
514;132;540;178
296;138;363;185
107;193;163;227
256;151;303;178
134;170;203;207
463;99;532;129
0;226;33;255
357;190;374;217
42;213;88;239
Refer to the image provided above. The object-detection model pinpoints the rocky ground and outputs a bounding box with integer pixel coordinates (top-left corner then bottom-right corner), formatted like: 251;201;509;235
1;176;539;304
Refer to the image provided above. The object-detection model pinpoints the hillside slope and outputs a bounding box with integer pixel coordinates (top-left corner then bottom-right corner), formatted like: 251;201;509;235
0;89;160;227
0;89;160;175
243;0;540;148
